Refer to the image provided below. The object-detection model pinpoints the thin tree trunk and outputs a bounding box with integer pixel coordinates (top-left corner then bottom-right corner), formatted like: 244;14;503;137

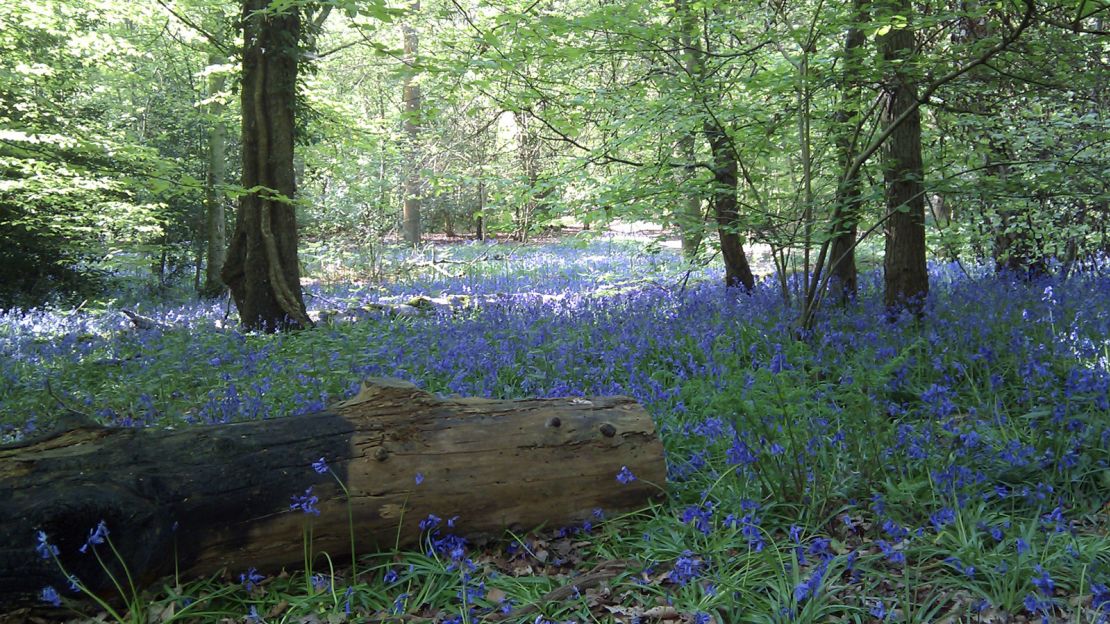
515;110;539;242
674;0;703;259
705;123;755;291
879;0;928;312
402;1;422;245
221;0;311;332
827;0;868;302
476;179;486;240
201;53;229;298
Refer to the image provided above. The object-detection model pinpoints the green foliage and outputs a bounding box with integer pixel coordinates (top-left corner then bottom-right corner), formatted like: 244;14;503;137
0;0;215;305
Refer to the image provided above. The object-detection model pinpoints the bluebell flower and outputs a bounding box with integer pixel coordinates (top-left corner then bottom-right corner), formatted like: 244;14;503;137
312;457;329;474
1032;565;1055;596
419;513;441;531
35;531;58;559
40;586;61;607
240;567;265;591
877;540;905;565
681;504;713;535
794;561;827;603
670;550;702;586
79;520;109;554
928;507;956;532
393;592;410;614
290;487;320;515
384;568;399;584
1092;583;1109;612
415;472;425;485
616;466;636;484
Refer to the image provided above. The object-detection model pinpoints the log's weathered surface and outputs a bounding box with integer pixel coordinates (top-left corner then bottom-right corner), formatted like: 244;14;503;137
0;378;666;603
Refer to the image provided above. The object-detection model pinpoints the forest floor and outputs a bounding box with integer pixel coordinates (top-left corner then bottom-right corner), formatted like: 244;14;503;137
2;236;1109;623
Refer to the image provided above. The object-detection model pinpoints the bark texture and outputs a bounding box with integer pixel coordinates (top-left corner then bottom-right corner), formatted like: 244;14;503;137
220;0;311;331
201;52;229;298
827;0;869;302
402;0;422;245
705;123;756;291
879;1;928;312
0;379;666;605
674;0;703;259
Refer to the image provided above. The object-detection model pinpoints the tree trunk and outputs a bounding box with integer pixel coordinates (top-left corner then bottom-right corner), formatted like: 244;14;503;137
476;179;486;240
0;379;666;605
201;53;229;298
827;0;868;302
674;0;703;259
515;110;540;242
879;0;928;312
221;0;311;332
402;0;422;246
704;122;755;291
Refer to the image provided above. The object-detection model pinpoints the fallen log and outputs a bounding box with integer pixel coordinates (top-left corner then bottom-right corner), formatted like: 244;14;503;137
0;378;666;604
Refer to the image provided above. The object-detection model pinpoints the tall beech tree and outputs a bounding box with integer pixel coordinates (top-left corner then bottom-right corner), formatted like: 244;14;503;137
221;0;312;331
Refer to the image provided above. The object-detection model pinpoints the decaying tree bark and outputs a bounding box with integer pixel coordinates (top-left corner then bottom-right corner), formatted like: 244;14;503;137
0;378;666;604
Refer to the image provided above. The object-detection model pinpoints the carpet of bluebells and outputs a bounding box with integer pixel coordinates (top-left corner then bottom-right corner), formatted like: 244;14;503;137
4;238;1110;623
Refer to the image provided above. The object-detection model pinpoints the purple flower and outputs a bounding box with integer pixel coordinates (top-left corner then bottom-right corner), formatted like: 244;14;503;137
1032;565;1055;596
670;550;702;586
78;520;109;554
681;504;713;535
290;487;321;515
312;457;329;474
1092;583;1109;612
35;531;58;560
616;466;636;484
240;567;265;591
877;540;905;565
415;472;425;485
928;507;956;532
794;561;828;603
40;586;61;607
419;513;441;531
383;568;399;584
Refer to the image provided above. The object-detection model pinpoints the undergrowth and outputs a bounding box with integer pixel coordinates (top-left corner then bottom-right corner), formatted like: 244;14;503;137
2;238;1109;623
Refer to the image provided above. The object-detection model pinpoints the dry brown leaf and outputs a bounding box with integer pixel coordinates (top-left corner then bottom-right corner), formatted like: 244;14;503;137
487;587;507;604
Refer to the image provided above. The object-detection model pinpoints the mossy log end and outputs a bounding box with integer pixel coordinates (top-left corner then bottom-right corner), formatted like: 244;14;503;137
0;378;666;603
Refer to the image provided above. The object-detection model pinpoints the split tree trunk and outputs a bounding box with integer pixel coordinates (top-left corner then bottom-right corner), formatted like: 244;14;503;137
220;0;311;331
0;379;666;605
